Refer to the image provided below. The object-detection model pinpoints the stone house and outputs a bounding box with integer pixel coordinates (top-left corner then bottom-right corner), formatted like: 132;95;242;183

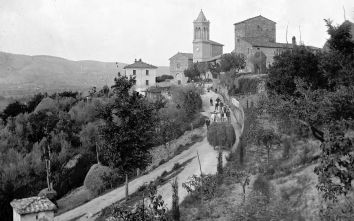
10;196;56;221
169;52;193;85
123;59;157;94
234;15;294;73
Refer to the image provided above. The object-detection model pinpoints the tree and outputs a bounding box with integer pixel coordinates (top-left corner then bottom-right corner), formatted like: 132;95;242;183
267;46;326;96
184;63;200;81
99;76;161;173
170;85;202;117
207;122;236;150
1;101;27;121
256;128;279;165
171;178;180;221
219;52;246;72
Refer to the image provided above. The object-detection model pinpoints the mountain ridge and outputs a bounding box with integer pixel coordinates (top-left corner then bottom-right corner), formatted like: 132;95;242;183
0;51;169;97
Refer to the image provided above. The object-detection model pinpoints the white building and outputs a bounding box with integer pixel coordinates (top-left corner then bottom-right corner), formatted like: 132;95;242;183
123;59;157;94
10;196;56;221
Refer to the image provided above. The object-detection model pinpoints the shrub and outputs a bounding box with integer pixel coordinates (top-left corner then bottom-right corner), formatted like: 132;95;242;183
156;75;174;83
207;122;236;149
172;162;181;171
252;175;271;200
84;164;113;196
158;159;166;166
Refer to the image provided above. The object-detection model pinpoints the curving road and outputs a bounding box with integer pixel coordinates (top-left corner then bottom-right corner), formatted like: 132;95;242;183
54;90;244;221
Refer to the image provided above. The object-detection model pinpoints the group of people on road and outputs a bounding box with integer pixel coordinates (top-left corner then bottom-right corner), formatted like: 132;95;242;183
205;96;232;128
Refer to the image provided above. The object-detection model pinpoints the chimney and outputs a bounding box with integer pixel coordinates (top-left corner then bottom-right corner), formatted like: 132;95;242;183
139;58;142;62
292;36;297;47
134;58;137;62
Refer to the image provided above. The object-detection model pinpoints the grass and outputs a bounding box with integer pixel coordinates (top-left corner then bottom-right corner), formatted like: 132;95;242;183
56;186;91;215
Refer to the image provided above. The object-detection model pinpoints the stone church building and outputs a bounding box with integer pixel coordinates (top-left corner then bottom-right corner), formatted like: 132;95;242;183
233;15;294;73
169;10;223;84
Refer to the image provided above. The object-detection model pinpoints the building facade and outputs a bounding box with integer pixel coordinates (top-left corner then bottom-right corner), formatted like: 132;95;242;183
234;15;293;73
169;10;224;83
123;59;157;93
169;52;193;85
10;196;56;221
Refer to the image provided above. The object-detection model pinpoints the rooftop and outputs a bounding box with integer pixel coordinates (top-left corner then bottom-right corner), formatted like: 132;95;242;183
242;37;292;48
193;39;224;46
234;15;276;26
10;196;57;215
169;52;193;60
194;10;208;23
124;59;157;69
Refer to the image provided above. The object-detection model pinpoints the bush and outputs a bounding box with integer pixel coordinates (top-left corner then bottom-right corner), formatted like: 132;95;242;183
156;75;174;83
84;164;113;196
172;162;181;171
252;175;271;199
158;159;166;166
207;122;236;149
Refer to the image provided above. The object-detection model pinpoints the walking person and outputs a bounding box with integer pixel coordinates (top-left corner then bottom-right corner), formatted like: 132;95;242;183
221;111;225;122
217;112;222;122
220;101;224;110
205;118;210;128
211;112;216;122
210;98;213;106
215;101;219;111
226;108;231;122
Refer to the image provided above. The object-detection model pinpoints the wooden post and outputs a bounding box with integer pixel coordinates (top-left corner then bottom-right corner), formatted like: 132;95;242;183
125;174;129;202
96;142;100;165
197;151;203;176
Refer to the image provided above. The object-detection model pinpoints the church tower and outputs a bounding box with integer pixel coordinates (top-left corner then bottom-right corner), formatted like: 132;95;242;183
193;10;210;62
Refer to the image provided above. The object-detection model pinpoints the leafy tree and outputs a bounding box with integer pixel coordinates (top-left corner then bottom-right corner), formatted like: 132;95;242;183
1;101;27;121
219;52;246;72
207;122;236;150
99;76;161;172
184;63;201;81
267;46;326;96
170;85;202;117
256;128;279;165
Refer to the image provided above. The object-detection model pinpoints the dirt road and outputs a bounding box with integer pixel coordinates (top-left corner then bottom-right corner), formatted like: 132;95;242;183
54;90;243;221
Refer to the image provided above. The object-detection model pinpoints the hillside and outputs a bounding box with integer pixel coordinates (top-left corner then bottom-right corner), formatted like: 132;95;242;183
0;51;169;97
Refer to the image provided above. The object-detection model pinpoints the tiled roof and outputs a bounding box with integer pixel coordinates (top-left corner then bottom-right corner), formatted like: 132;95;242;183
234;15;276;25
169;52;193;60
208;40;224;46
11;197;57;215
193;40;224;46
195;10;208;22
242;37;292;49
124;60;157;69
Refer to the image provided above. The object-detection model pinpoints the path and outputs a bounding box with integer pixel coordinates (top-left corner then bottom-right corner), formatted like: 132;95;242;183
54;90;243;221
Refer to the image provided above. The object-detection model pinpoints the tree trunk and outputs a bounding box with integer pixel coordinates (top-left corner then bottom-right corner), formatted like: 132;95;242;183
125;174;129;202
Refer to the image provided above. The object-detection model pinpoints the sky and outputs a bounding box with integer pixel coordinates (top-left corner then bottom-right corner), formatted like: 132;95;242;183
0;0;353;66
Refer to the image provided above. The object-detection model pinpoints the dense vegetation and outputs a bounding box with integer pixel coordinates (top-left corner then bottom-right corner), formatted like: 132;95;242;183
0;77;202;220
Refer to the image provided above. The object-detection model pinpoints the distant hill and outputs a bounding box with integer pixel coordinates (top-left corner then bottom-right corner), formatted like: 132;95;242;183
0;51;169;97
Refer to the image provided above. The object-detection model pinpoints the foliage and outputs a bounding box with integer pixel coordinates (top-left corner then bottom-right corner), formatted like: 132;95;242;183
207;122;236;149
171;178;180;221
0;101;27;121
110;182;169;221
156;75;174;83
219;52;246;72
182;174;218;200
263;19;354;203
84;164;113;197
256;128;279;164
170;85;202;117
99;76;161;172
183;63;201;81
267;46;327;96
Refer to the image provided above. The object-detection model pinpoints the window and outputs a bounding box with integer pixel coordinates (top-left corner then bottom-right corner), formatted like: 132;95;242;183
146;70;149;75
146;80;149;86
133;70;136;75
178;80;181;85
177;63;181;69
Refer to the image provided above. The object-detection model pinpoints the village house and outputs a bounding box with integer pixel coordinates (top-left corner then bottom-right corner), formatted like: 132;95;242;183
233;15;295;73
169;10;223;83
10;196;56;221
123;59;157;94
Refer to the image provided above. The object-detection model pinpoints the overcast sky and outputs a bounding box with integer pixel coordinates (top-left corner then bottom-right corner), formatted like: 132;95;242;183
0;0;353;66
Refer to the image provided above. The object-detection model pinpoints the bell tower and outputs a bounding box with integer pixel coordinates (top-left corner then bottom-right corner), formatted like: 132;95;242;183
193;10;210;62
193;9;209;41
